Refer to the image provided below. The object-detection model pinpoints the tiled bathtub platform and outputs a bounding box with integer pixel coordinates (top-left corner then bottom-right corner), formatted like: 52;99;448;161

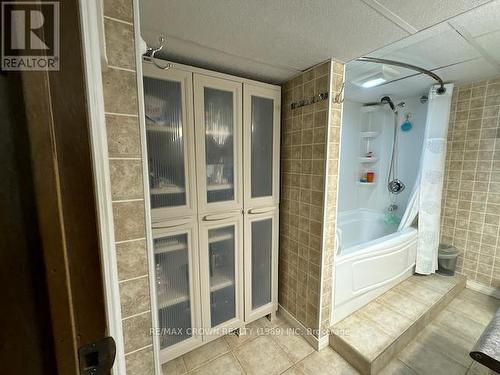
329;274;466;375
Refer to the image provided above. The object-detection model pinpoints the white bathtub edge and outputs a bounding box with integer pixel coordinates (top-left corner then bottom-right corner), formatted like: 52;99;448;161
331;265;414;324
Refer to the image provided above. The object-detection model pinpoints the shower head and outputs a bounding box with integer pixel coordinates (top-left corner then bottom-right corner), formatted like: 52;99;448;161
380;96;396;112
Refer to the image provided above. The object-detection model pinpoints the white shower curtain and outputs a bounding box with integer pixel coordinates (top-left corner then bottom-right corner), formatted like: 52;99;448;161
398;83;454;274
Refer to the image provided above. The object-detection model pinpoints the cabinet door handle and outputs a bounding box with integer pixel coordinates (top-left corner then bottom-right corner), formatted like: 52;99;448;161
203;212;237;221
152;218;192;229
248;207;275;215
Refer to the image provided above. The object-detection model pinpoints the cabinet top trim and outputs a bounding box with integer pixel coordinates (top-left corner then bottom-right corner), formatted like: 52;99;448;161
143;58;281;92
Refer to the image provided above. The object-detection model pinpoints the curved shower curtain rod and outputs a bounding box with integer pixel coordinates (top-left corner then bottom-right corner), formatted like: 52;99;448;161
356;57;447;94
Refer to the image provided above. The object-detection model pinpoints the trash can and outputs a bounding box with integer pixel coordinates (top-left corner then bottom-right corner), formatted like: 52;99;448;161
437;243;459;276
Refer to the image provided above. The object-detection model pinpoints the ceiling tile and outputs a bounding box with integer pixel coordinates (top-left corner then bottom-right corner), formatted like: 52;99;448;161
449;0;500;37
374;24;480;69
140;30;300;84
434;57;499;83
375;0;491;31
475;31;500;63
140;0;409;82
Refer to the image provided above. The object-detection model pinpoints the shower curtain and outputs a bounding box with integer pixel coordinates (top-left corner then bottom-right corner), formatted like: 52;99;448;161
398;83;454;274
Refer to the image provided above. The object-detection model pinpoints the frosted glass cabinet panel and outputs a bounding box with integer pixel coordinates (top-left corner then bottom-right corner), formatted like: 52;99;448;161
199;212;243;333
244;208;278;322
152;219;202;363
194;75;243;213
143;64;197;221
244;84;281;208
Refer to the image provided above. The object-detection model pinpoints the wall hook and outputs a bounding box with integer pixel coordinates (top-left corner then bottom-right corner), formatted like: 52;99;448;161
148;36;173;70
334;82;345;104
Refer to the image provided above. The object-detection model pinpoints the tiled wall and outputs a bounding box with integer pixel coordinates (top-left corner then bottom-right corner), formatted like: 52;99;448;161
440;77;500;289
102;0;155;372
319;62;344;337
279;60;344;337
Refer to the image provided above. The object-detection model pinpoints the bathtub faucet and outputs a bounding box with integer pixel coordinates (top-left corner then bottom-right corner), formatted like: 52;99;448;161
388;204;398;212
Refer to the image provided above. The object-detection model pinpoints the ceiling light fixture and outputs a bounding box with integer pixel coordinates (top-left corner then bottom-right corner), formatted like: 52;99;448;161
354;65;400;89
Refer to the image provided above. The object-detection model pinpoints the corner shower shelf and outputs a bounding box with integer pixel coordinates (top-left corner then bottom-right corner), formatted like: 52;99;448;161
357;181;377;186
360;131;380;139
358;157;379;163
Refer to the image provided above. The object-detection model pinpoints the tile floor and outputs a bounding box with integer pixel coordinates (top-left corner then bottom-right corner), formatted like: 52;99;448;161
330;274;465;374
163;288;499;375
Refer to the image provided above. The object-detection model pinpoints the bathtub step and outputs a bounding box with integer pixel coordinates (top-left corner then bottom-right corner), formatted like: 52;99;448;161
329;273;466;375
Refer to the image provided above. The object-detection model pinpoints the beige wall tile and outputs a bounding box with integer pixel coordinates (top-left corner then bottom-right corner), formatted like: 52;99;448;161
106;115;141;158
125;346;155;375
122;312;153;353
103;0;133;22
120;276;151;318
104;18;136;70
113;200;146;241
116;239;148;281
102;68;138;114
441;76;500;288
110;159;144;200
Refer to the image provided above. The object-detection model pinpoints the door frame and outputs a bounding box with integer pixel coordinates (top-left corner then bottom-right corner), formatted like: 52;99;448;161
78;0;127;373
20;0;111;373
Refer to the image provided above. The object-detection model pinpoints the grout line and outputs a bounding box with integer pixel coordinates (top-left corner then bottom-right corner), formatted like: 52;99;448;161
124;344;153;356
108;157;143;161
105;111;139;118
122;309;151;321
112;198;144;203
107;64;136;73
119;274;148;284
184;349;231;373
230;350;248;375
103;15;134;26
115;237;146;244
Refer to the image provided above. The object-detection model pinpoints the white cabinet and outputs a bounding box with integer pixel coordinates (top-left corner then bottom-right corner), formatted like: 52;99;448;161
143;65;197;222
141;60;280;363
194;75;243;214
244;208;279;323
152;219;202;363
198;211;244;336
243;84;281;209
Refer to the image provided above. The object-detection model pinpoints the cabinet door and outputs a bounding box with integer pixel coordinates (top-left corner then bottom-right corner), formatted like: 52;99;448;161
199;212;244;335
244;207;279;323
143;64;196;222
152;218;202;363
194;74;243;213
243;84;281;209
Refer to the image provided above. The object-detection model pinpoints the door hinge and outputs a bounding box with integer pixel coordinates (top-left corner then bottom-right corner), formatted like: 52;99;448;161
78;336;116;375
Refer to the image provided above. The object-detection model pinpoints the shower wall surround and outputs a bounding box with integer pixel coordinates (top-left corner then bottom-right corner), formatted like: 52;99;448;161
441;77;500;289
279;60;344;339
101;0;155;372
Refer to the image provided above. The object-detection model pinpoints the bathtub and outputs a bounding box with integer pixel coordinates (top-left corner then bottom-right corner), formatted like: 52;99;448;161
331;209;417;324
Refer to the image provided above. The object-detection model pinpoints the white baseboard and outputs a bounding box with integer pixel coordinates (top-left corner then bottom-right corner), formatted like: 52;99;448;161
278;304;330;351
466;280;500;300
